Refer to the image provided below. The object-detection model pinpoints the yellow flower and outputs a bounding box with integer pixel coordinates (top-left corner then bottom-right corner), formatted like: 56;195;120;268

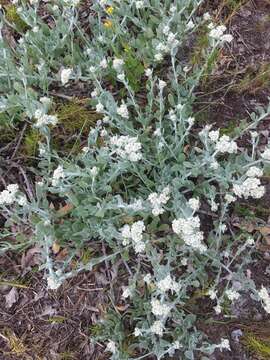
104;19;113;28
106;6;114;15
124;45;131;53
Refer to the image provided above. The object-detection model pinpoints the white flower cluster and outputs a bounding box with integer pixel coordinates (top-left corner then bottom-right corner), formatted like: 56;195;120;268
233;166;265;199
47;275;62;290
60;68;73;85
157;274;180;293
214;134;238;154
116;103;129;118
218;338;231;351
154;25;180;61
109;135;142;162
113;58;124;72
188;197;200;211
151;299;170;317
172;216;207;252
150;320;164;336
106;340;116;354
52;165;65;186
34;109;58;128
148;187;170;216
0;184;18;205
262;148;270;160
208;24;233;43
122;287;132;299
63;0;80;6
121;221;145;253
258;286;270;313
225;289;240;302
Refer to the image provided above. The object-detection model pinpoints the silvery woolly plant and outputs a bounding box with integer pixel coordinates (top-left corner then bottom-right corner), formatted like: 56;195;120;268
0;0;270;359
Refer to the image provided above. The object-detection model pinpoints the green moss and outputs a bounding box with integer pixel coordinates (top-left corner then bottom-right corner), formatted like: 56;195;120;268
5;4;29;32
244;334;270;359
57;100;100;132
23;129;41;157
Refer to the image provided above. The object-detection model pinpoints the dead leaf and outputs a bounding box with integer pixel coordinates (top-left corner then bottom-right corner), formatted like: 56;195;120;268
257;226;270;245
21;247;41;275
5;288;18;309
56;203;74;217
52;242;60;254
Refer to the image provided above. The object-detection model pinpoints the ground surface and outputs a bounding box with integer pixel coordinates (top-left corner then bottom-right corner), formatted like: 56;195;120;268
1;0;270;359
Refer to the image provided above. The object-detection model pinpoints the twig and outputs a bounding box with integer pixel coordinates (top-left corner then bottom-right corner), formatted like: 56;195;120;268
10;123;27;160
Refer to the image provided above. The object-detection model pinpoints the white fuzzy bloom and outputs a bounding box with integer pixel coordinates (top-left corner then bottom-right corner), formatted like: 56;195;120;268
150;320;164;336
40;97;51;106
60;68;73;85
167;32;179;48
207;288;217;300
158;80;167;91
17;195;27;206
214;303;222;314
186;20;195;30
250;131;258;139
117;73;125;82
187;117;195;127
90;166;99;177
181;258;188;266
157;274;180;293
143;273;152;284
0;184;19;205
154;53;163;62
224;194;236;204
106;340;116;354
32;26;39;33
148;187;170;216
226;289;240;301
145;68;153;77
219;338;231;351
208;129;220;142
47;275;62;290
134;327;143;336
113;58;124;72
258;286;270;313
121;221;145;253
246;166;263;178
52;165;65;186
210;160;219;170
261;148;270;161
246;237;255;246
116;103;129;118
122;287;132;299
221;34;233;42
151;299;170;317
188;197;200;211
109;135;142;162
215;135;237;154
163;25;170;35
35;113;58;128
63;0;80;6
233;178;265;199
203;12;211;21
135;0;144;9
209;25;231;42
169;5;176;13
96;102;104;113
100;58;108;69
172;216;206;253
